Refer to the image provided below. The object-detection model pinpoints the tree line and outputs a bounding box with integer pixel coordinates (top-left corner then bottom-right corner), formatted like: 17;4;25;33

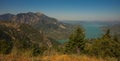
63;26;120;60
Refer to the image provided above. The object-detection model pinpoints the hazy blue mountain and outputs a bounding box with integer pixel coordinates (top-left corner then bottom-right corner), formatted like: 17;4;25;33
0;13;14;21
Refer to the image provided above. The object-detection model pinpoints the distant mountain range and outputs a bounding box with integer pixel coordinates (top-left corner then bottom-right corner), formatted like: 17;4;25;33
0;12;73;40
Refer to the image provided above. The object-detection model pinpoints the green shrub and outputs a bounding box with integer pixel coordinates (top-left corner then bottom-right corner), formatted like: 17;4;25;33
0;40;13;54
31;44;47;56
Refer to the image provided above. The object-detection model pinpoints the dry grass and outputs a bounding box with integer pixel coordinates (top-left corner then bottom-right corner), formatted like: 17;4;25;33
0;50;118;61
0;54;112;61
0;54;42;61
42;54;106;61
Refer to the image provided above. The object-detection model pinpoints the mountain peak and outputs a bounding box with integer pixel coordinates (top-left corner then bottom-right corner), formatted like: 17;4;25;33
35;12;44;16
0;12;72;40
0;12;58;25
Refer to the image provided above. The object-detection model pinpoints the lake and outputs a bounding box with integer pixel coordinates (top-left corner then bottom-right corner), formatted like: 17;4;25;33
62;21;105;39
58;21;106;44
80;22;104;39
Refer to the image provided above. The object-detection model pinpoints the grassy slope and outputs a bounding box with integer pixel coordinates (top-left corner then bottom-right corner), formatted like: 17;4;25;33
0;54;117;61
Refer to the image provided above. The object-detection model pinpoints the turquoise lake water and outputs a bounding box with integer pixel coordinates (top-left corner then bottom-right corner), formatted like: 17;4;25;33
58;21;106;44
81;22;104;39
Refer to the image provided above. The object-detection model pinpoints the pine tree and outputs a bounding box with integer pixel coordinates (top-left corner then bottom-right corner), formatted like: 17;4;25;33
64;26;85;54
91;29;120;59
102;29;111;39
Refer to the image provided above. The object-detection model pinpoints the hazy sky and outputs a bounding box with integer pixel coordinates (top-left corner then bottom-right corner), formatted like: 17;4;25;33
0;0;120;21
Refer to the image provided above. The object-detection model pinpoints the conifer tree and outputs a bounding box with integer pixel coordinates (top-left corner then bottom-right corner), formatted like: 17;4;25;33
65;26;85;54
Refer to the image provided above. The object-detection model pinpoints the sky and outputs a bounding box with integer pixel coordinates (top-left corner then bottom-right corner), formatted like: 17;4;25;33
0;0;120;21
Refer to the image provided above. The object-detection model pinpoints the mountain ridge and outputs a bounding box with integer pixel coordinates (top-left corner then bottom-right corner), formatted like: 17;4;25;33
0;12;74;40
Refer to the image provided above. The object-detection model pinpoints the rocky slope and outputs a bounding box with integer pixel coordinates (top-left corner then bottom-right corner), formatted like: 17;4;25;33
0;21;60;55
0;12;73;40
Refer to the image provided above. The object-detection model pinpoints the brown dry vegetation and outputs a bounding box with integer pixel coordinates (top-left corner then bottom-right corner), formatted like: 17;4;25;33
42;54;104;61
0;54;117;61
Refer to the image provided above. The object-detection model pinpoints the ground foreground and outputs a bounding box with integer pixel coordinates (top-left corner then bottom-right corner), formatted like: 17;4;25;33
0;54;117;61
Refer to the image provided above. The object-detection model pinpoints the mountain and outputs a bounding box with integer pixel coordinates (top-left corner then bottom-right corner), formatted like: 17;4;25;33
0;12;58;25
0;12;73;40
0;21;60;55
0;13;14;21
